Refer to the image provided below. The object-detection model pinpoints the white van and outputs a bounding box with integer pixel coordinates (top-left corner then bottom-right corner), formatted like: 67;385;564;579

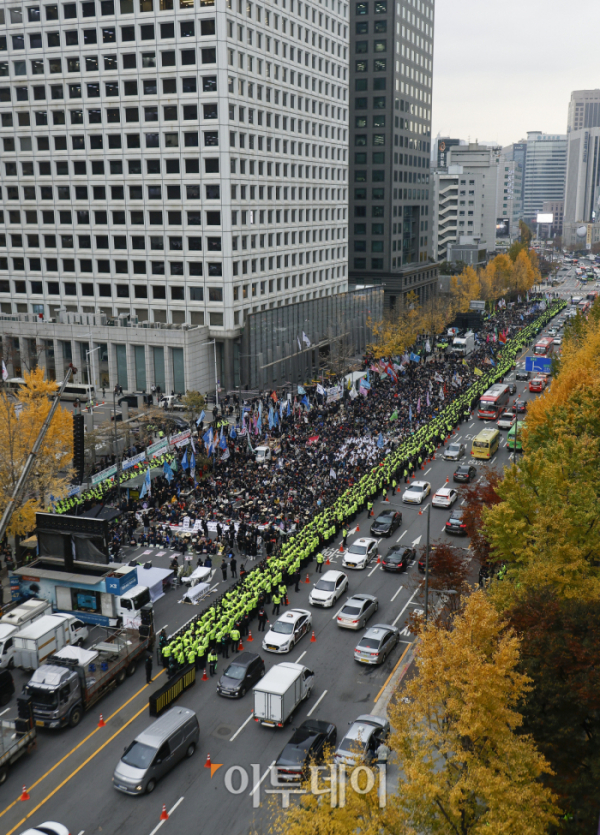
0;624;17;669
1;599;52;630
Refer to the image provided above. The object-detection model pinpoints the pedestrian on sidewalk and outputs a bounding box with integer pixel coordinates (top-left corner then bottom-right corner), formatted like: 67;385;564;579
221;559;228;581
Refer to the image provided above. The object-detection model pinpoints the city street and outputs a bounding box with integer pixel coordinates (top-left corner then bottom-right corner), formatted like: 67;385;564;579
0;333;556;835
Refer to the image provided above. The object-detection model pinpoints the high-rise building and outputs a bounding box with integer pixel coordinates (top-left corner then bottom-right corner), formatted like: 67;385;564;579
567;89;600;133
0;0;350;388
501;140;526;205
348;0;438;310
431;143;500;262
495;156;522;237
435;135;460;168
522;131;567;224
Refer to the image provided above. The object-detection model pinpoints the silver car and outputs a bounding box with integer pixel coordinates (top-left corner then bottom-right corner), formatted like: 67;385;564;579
336;594;378;630
353;624;400;665
443;442;465;461
334;714;391;766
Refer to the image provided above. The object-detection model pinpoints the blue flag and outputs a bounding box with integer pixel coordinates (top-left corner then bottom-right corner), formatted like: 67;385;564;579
229;424;237;439
196;410;205;427
181;448;189;470
219;434;227;450
297;385;306;395
301;395;310;410
268;406;274;429
287;400;291;416
140;468;151;498
410;352;421;363
377;432;384;449
257;414;262;433
163;461;174;483
203;428;212;446
409;405;413;422
190;449;195;473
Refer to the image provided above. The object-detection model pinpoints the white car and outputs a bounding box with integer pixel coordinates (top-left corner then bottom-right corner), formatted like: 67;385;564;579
431;487;458;508
342;537;379;570
401;481;431;504
309;570;349;608
497;412;515;430
553;337;562;345
262;609;312;653
19;826;70;835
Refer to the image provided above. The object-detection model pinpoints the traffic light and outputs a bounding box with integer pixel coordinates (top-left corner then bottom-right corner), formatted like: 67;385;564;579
73;413;84;484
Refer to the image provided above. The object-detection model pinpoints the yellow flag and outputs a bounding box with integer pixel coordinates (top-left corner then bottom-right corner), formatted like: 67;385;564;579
462;359;468;366
474;367;483;377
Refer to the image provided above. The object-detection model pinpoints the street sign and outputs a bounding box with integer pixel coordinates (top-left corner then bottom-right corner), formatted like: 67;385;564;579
469;300;486;311
91;464;117;485
525;356;551;373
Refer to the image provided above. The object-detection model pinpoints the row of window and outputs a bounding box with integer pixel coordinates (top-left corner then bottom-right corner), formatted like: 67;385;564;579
354;96;386;110
2;156;217;176
1;230;224;249
353;223;384;235
4;182;220;200
0;0;213;24
1;19;214;49
355;20;386;33
2;209;219;225
0;260;220;278
355;40;386;53
1;230;221;247
3;102;217;123
354;59;386;73
0;74;216;95
4;48;216;76
355;78;386;92
2;130;218;151
231;246;345;275
355;1;388;13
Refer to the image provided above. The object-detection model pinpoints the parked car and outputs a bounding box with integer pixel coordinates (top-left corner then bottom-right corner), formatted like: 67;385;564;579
334;715;390;766
274;720;337;782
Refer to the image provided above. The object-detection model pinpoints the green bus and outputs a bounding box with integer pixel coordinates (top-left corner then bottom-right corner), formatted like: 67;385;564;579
507;421;526;451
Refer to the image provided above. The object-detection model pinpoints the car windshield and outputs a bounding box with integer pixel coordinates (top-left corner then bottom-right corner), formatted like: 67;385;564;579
122;741;156;770
25;686;57;708
447;444;460;453
374;515;391;524
348;543;368;555
315;579;335;591
272;621;294;634
405;484;421;492
223;664;246;680
456;466;469;473
342;605;361;616
358;638;381;649
500;413;513;420
449;514;463;523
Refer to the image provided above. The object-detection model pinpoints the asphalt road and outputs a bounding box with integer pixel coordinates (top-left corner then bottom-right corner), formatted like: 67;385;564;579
0;316;564;835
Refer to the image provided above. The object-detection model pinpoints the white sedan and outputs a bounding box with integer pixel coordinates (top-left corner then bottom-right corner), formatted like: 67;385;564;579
431;487;459;508
309;569;349;608
19;826;70;835
553;337;562;345
401;481;431;504
262;609;312;653
497;412;515;430
342;537;379;570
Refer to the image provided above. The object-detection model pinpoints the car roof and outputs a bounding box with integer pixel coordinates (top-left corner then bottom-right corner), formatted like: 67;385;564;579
136;707;197;747
376;509;396;517
353;537;377;546
277;608;310;622
224;652;261;669
347;593;377;604
408;480;428;488
435;487;453;495
448;508;465;517
363;624;396;638
319;569;345;582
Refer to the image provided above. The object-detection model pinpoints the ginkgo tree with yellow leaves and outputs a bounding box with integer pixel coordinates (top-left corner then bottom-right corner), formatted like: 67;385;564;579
0;369;73;536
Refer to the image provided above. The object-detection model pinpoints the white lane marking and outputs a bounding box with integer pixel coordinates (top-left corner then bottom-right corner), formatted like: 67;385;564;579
306;690;328;717
469;422;475;428
148;797;184;835
249;761;276;796
295;650;306;664
0;707;10;717
230;713;254;742
424;468;432;475
396;530;407;542
391;585;404;602
441;526;446;532
461;499;466;506
76;831;85;835
392;587;420;627
368;563;379;577
157;624;168;633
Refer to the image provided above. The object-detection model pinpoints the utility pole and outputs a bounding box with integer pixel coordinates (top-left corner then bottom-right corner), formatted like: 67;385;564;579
419;503;431;623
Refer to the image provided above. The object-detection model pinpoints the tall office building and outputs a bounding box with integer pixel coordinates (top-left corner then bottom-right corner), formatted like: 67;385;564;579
348;0;438;310
567;89;600;133
434;134;460;167
563;90;600;230
495;155;522;236
522;131;567;224
0;0;349;382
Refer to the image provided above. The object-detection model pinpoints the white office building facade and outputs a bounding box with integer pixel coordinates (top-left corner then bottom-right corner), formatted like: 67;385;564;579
0;0;349;350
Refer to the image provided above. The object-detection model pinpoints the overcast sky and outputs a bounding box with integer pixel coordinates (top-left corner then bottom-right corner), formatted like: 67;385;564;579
431;0;596;147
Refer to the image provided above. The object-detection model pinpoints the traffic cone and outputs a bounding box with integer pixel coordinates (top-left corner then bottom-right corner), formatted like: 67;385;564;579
98;714;106;728
160;805;169;821
383;494;390;502
356;525;360;532
285;595;289;605
202;668;208;681
204;753;212;769
19;786;30;802
238;639;244;651
305;573;310;583
247;631;253;642
445;477;449;484
326;555;330;564
339;543;344;553
376;555;381;563
310;631;316;642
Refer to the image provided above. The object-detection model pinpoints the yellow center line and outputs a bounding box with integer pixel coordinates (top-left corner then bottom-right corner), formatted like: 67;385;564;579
6;702;149;835
374;642;413;704
0;669;164;820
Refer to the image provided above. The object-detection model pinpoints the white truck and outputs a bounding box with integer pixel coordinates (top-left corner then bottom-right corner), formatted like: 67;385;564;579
14;614;88;670
255;439;282;463
452;331;475;356
159;394;187;412
0;624;17;670
53;579;151;629
1;598;52;630
252;662;315;728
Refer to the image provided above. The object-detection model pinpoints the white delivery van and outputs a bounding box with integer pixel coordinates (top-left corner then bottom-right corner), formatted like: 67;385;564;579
452;332;475;356
0;599;52;630
253;662;314;728
14;614;88;670
0;624;17;669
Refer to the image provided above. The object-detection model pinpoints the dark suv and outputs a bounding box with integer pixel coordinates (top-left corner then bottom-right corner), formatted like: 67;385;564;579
216;652;265;698
445;509;468;536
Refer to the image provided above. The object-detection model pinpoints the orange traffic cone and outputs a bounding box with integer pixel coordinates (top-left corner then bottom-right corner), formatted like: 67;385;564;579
445;477;449;484
247;631;253;642
204;753;212;769
356;525;360;532
310;631;316;643
238;639;244;651
305;573;310;583
19;786;30;802
376;555;381;563
339;543;344;552
160;805;169;821
98;714;106;728
202;668;208;681
325;555;330;565
383;494;390;503
285;595;289;605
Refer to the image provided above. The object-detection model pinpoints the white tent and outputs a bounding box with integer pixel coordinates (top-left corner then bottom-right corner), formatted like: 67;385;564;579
181;566;212;586
182;582;210;604
136;565;174;602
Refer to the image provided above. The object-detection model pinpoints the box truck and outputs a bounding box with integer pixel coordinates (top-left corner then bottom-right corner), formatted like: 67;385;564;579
0;624;18;669
452;332;475;356
14;614;89;670
0;697;37;786
253;662;314;728
1;599;52;630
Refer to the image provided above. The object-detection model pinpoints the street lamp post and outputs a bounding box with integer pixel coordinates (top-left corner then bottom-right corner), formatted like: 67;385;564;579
418;502;431;623
199;340;219;409
113;384;123;503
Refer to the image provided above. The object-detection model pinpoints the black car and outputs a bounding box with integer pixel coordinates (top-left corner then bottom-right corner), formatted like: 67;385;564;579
275;720;337;782
118;394;140;408
508;383;517;395
0;668;14;706
369;510;402;537
515;370;529;381
380;546;415;573
216;652;265;698
453;464;477;483
512;399;527;414
445;509;468;536
162;415;190;431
